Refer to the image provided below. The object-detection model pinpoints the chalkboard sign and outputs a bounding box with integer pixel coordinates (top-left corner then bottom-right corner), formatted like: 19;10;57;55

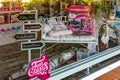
23;23;43;31
21;41;45;50
13;33;37;40
17;13;37;21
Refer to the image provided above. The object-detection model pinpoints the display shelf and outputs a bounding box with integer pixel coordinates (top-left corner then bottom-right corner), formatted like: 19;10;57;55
41;35;98;43
41;5;99;44
0;0;21;24
0;10;22;14
39;14;117;80
40;10;100;78
39;16;100;79
41;18;98;44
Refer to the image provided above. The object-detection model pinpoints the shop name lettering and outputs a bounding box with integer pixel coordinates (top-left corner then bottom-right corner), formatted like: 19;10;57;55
28;61;48;76
15;34;35;39
27;54;50;79
23;43;42;48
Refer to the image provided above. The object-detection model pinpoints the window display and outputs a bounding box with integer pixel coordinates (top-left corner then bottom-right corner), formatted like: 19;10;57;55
0;0;120;80
41;5;97;43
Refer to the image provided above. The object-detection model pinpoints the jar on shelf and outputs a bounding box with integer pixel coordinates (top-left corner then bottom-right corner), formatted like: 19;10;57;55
109;10;116;20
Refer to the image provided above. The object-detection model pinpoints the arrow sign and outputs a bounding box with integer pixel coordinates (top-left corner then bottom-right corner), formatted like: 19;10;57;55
21;41;45;50
17;13;37;21
23;23;43;31
13;33;37;41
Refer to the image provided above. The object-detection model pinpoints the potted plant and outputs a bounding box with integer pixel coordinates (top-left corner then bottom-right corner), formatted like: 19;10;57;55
82;0;111;19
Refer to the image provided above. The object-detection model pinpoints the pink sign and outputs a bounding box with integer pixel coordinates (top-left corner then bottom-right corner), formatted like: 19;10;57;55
65;6;89;12
26;54;50;80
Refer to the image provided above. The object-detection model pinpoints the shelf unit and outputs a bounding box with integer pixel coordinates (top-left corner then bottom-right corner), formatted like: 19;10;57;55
40;14;100;80
0;0;21;24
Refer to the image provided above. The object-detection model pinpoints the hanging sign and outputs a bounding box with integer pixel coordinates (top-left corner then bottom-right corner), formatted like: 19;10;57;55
21;41;45;50
26;54;50;80
23;23;43;31
17;13;37;21
13;33;37;41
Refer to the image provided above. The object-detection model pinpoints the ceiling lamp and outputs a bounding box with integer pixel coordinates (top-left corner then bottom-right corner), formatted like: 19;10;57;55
21;0;30;3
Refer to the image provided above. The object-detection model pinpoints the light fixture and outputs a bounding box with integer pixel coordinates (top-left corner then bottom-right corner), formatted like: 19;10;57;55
21;0;30;3
0;3;2;7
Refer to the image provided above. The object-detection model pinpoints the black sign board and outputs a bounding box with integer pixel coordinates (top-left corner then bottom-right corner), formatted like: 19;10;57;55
23;23;42;31
13;33;37;40
17;13;37;21
21;41;45;50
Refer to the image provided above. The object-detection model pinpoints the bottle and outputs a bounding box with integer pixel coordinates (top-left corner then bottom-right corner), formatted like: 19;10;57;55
116;0;120;18
110;0;116;19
